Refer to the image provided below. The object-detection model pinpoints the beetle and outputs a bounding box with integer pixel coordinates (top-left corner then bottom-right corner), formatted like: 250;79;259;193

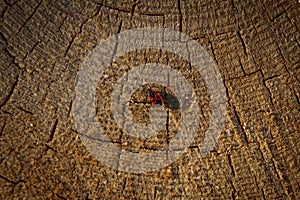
147;88;164;106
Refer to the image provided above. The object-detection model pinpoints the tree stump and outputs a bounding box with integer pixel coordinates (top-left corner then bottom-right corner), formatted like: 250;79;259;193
0;0;299;199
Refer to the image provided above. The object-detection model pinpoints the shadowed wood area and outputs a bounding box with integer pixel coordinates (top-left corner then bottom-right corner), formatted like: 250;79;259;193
0;0;299;199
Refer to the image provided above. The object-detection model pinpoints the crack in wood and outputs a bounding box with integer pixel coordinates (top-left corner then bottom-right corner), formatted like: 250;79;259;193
261;188;266;200
16;106;34;115
231;104;249;145
1;0;299;199
0;121;7;137
16;0;43;35
0;174;26;185
236;30;247;57
23;41;40;60
208;40;218;65
227;154;235;177
228;178;237;200
48;118;58;143
63;35;75;57
0;75;19;109
130;0;138;17
261;75;276;109
177;0;182;32
95;3;131;14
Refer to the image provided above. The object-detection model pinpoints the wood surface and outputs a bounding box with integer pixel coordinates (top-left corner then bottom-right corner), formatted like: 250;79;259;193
0;0;299;199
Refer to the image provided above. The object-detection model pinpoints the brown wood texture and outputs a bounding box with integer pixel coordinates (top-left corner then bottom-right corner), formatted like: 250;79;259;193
0;0;299;199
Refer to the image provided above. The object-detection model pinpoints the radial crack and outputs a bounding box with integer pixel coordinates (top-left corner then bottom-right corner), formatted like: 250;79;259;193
48;119;58;142
0;76;19;109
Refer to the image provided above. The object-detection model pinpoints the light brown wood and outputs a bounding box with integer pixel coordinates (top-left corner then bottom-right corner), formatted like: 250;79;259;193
0;0;299;199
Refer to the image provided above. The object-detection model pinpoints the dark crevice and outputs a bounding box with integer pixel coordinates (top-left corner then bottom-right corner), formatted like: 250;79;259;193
95;179;100;193
261;76;276;109
154;186;157;199
261;1;284;23
228;178;237;200
64;36;75;57
44;144;58;153
95;3;131;13
177;0;182;32
208;40;218;65
121;178;127;194
230;0;237;11
271;12;284;22
2;43;23;70
67;100;73;117
244;69;261;77
261;186;266;199
227;154;235;176
231;0;248;58
232;187;236;200
0;76;19;109
130;0;138;17
236;30;247;57
85;194;92;200
263;74;281;82
225;69;261;81
78;16;90;35
0;174;26;185
140;13;164;17
0;121;7;137
164;84;170;142
223;80;231;103
2;110;13;116
237;56;246;75
16;106;34;115
16;0;43;35
166;109;170;157
23;41;40;60
270;158;282;181
231;104;248;144
165;109;170;134
185;40;192;72
58;15;68;34
48;119;58;142
117;20;123;34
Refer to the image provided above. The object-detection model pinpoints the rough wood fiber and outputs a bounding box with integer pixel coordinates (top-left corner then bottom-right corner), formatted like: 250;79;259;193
0;0;299;199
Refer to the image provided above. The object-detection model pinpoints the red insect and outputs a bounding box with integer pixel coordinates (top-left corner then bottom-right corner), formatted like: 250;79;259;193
147;88;164;106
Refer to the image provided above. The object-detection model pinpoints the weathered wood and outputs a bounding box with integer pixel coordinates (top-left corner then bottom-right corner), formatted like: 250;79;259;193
0;0;299;199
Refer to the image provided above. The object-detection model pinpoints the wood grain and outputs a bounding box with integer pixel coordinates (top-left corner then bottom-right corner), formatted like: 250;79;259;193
0;0;299;199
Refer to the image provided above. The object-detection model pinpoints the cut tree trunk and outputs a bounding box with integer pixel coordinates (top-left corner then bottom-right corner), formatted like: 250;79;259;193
0;0;299;199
